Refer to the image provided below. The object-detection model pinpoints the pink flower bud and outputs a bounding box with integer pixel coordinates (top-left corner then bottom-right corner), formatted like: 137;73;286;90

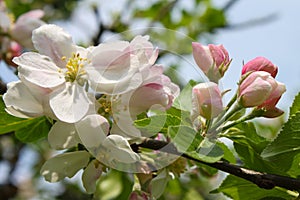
242;57;278;78
238;71;279;108
192;82;223;119
258;81;286;109
192;42;230;82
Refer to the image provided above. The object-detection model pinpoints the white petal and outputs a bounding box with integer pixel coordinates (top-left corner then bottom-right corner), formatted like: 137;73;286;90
48;121;80;150
49;83;91;123
3;81;43;118
76;114;109;150
101;135;140;164
14;52;64;88
40;151;90;182
32;24;76;67
88;69;143;94
82;160;102;194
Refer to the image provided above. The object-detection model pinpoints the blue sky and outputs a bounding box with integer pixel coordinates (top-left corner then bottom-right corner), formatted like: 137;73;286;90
213;0;300;111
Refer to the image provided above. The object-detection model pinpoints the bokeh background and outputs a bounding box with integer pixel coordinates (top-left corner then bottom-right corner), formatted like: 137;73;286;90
1;0;299;199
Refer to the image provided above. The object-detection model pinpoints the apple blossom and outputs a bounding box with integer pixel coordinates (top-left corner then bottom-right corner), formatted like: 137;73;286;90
192;42;230;82
110;65;180;138
238;71;284;108
241;57;278;78
191;82;223;119
13;24;94;123
75;114;140;168
3;80;54;118
88;35;159;95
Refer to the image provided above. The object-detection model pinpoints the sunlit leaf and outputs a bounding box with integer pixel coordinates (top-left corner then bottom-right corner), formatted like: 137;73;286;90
261;112;300;177
212;175;295;199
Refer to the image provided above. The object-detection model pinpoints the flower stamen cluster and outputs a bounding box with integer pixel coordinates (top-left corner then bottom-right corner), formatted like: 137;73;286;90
63;53;89;85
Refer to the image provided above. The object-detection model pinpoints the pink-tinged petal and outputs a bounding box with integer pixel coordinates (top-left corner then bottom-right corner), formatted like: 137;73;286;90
32;24;76;67
17;9;44;21
88;66;143;94
49;83;91;123
208;44;230;67
3;81;43;118
241;57;278;78
48;121;80;150
192;42;214;74
40;151;90;182
76;114;109;150
191;82;223;119
238;71;275;107
11;10;45;49
14;52;64;88
82;160;103;194
259;81;286;109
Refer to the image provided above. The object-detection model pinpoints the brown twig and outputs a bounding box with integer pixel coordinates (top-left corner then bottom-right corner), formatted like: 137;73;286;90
137;138;300;191
0;79;7;94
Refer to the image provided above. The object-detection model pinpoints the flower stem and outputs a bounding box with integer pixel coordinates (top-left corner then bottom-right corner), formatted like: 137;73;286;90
216;108;264;133
210;102;243;132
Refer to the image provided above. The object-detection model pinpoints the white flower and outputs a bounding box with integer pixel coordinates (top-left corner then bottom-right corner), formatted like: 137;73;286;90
75;114;140;167
13;24;94;123
3;80;53;118
87;35;158;95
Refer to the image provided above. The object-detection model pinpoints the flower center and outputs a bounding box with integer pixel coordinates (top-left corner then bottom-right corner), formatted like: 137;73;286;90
98;96;112;118
63;53;88;85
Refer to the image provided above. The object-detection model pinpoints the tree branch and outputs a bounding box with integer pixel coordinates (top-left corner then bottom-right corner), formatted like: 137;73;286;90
137;138;300;191
0;79;7;95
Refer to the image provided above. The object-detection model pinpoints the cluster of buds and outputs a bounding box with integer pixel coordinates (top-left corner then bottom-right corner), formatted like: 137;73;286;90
191;43;286;134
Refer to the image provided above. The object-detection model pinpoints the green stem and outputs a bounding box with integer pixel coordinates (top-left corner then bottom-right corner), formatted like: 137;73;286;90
210;102;243;132
216;108;264;133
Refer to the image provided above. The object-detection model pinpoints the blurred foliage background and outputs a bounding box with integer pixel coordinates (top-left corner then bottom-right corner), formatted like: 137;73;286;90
0;0;280;199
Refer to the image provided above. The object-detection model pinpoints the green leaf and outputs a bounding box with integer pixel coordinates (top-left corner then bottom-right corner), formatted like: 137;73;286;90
261;112;300;177
217;141;236;164
290;92;300;117
173;80;198;111
95;170;133;200
15;116;51;142
168;125;224;163
233;142;283;175
224;122;269;154
225;122;283;174
0;96;40;134
212;175;295;200
187;138;223;163
134;107;191;135
168;125;200;152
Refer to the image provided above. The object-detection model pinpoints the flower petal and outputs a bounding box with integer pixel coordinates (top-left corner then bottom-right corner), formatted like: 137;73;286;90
76;114;109;150
32;24;76;67
82;160;103;194
14;52;64;88
49;83;91;123
101;135;140;164
48;121;81;150
40;151;90;182
3;81;43;118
